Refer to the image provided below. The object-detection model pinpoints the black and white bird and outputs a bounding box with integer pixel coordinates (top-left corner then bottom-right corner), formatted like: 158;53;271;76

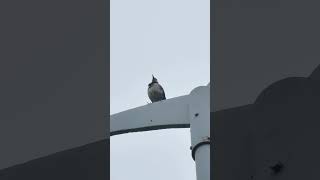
148;75;166;103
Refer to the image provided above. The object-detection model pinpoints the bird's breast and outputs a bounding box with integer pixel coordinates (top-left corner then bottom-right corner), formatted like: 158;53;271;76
148;84;163;94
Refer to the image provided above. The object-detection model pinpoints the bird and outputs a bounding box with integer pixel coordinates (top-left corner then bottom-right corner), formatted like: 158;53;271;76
148;75;166;103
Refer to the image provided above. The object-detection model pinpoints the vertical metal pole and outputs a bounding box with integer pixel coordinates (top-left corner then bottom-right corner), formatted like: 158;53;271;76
189;85;210;180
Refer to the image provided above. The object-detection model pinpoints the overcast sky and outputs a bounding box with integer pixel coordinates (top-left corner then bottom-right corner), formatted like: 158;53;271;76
110;0;210;179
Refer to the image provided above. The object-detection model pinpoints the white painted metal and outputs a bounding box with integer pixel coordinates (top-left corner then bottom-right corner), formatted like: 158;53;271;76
195;146;210;180
110;83;210;180
110;94;190;135
189;85;210;180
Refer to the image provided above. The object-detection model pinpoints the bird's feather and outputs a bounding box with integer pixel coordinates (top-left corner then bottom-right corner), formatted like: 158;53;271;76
148;83;166;102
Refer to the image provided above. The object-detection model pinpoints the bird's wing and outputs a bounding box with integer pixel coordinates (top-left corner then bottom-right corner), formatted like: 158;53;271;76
159;85;166;99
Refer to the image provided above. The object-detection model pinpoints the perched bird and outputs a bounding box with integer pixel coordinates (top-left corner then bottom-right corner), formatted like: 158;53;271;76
148;75;166;103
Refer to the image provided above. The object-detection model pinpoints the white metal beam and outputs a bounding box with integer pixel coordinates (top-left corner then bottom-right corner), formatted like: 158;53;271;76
110;94;191;136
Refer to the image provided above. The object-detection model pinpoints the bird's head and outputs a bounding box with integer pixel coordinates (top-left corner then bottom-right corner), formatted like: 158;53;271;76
148;75;158;88
152;75;158;83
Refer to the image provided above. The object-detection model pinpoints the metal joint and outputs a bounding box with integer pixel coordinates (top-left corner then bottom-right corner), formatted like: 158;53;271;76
191;137;211;160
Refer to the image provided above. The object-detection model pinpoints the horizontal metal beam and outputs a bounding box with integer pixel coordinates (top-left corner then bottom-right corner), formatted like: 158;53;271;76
110;95;191;136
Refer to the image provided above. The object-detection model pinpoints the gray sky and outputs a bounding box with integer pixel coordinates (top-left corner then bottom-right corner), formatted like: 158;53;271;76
110;0;210;179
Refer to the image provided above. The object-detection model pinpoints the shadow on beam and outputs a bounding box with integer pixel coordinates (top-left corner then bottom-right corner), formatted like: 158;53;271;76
110;124;190;136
